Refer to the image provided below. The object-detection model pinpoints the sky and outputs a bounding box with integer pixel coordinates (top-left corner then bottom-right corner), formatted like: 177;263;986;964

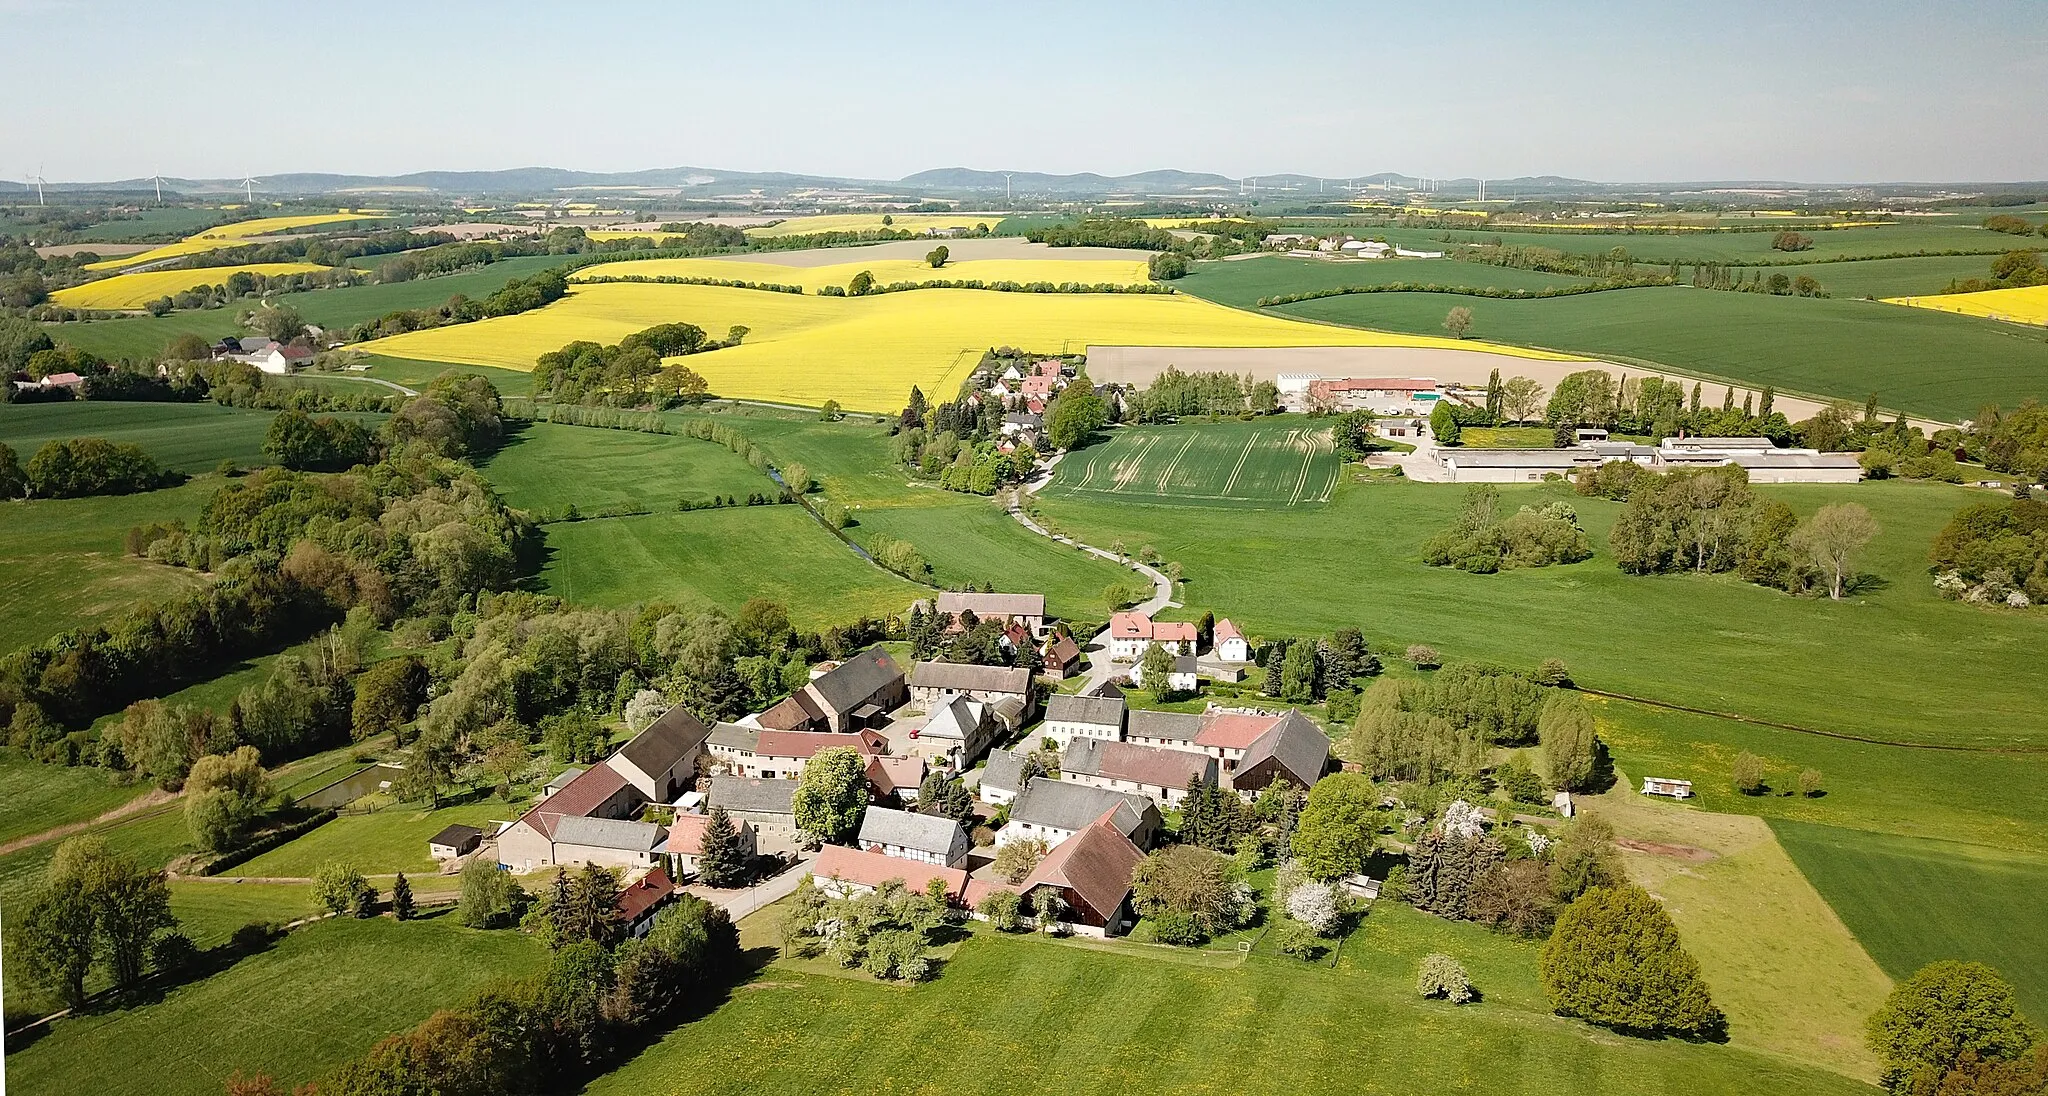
5;0;2046;185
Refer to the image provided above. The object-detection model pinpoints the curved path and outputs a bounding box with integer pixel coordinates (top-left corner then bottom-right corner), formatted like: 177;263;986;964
1007;453;1175;692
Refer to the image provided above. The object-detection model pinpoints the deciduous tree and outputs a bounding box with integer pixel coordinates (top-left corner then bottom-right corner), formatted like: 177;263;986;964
792;746;870;844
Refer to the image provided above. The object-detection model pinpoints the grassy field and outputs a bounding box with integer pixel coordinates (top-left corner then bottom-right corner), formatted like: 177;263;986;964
1175;254;1598;308
531;505;923;624
1368;222;2012;264
478;420;773;513
40;256;566;361
1772;820;2048;1021
1587;787;1891;1079
0;751;147;847
586;906;1870;1096
362;354;534;393
1274;286;2048;421
1888;284;2048;326
1033;476;2048;750
356;281;1583;412
0;401;350;473
572;254;1152;292
232;791;523;877
1458;426;1569;448
2;915;547;1096
1766;254;2009;299
54;263;338;310
0;480;214;653
1594;696;2048;851
68;207;232;243
1048;419;1341;508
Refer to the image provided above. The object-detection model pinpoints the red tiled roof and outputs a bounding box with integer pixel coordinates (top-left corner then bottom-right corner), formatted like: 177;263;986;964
1151;621;1197;643
866;754;925;797
615;867;675;923
756;691;824;730
1022;810;1142;921
1214;618;1243;643
43;371;86;386
962;877;1019;910
1109;611;1150;639
520;762;629;839
756;728;886;760
1034;361;1061;376
1196;712;1284;751
811;844;966;900
279;344;314;361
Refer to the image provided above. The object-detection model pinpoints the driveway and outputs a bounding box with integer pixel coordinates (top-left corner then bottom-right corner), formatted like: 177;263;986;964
688;851;815;922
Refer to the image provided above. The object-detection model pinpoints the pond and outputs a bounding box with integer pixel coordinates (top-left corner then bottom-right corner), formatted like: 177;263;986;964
299;763;406;809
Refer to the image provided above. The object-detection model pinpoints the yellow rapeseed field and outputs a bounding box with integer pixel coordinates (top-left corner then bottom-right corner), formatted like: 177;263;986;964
567;256;1152;292
742;213;998;239
53;263;336;310
359;282;1581;412
1885;286;2048;327
85;212;391;271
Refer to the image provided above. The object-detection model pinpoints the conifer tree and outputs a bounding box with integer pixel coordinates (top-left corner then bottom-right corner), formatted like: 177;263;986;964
697;806;746;889
1540;884;1725;1037
390;872;415;921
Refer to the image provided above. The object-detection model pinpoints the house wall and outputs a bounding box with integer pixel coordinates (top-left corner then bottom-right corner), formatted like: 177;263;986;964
552;841;660;871
861;839;968;869
498;821;554;871
1041;719;1120;749
909;684;1027;710
1064;771;1185;808
995;819;1076;849
978;782;1019;806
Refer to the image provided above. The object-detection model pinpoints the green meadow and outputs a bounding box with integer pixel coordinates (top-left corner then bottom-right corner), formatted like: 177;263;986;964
478;419;774;514
0;480;214;653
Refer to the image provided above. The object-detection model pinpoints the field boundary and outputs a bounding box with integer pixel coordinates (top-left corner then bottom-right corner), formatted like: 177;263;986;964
1581;687;2048;754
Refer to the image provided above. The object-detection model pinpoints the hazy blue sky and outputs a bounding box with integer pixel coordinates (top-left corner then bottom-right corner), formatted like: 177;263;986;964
7;0;2045;184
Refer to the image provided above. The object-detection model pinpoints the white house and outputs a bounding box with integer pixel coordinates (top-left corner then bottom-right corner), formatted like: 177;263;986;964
606;704;711;802
978;748;1031;805
1212;618;1249;663
1130;652;1199;694
916;692;998;769
1108;612;1197;661
857;806;971;868
997;777;1160;851
1039;692;1126;749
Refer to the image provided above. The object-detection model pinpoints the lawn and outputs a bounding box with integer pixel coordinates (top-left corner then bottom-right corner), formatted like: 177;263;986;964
39;255;566;361
356;281;1578;413
586;905;1871;1096
530;505;924;625
1771;820;2048;1022
1031;476;2048;750
1048;418;1341;508
1459;426;1567;448
1174;253;1598;309
2;915;547;1096
0;400;345;473
1273;285;2048;421
477;420;773;515
232;791;525;877
0;479;214;654
0;750;147;847
1586;787;1891;1079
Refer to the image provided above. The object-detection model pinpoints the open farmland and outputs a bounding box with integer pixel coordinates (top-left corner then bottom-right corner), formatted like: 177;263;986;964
1887;284;2048;326
1049;419;1341;507
1030;477;2048;750
1175;253;1599;307
358;282;1585;412
478;420;772;513
741;212;1000;238
0;480;213;653
2;916;548;1096
1358;222;2016;263
1772;820;2048;1020
584;911;1870;1096
570;254;1152;292
0;401;355;472
1272;285;2048;421
82;211;391;270
52;262;336;310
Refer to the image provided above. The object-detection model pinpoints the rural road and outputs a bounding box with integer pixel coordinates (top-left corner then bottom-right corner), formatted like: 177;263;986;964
690;852;816;922
1008;451;1175;691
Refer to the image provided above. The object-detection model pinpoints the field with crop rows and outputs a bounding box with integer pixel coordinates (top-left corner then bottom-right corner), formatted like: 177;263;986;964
53;262;336;310
1887;284;2048;326
741;212;999;238
358;282;1581;411
1342;222;2013;264
83;211;391;270
1049;419;1340;507
570;254;1152;292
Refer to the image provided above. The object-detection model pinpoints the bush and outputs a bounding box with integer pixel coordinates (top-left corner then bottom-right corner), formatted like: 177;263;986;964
312;861;372;916
1533;658;1573;688
1417;952;1473;1003
1276;921;1328;960
1150;910;1209;946
1732;751;1767;795
150;931;200;976
977;889;1025;931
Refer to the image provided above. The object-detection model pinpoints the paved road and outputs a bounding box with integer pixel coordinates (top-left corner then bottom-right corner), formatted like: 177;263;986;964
689;852;816;922
1007;452;1176;693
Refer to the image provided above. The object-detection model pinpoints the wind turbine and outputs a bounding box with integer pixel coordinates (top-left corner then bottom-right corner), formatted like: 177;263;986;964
1003;173;1012;204
241;175;259;203
153;172;164;204
34;165;46;206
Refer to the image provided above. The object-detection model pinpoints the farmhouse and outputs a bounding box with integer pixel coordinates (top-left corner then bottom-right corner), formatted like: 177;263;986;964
1122;708;1329;793
1012;810;1145;935
811;843;968;902
1229;710;1332;793
977;748;1032;805
609;703;712;801
1131;652;1200;694
498;762;646;872
707;776;800;840
1060;738;1217;807
664;812;758;879
999;776;1160;850
1108;612;1198;660
927;591;1050;636
865;753;927;807
1213;618;1250;663
428;824;482;861
549;815;668;872
908;660;1034;713
915;692;1000;769
857;806;971;868
1042;633;1083;678
1308;377;1443;415
615;867;678;939
757;647;905;733
709;726;888;780
1040;692;1127;749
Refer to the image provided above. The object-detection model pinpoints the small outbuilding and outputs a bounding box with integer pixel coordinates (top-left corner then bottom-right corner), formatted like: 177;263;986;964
429;823;483;860
1641;777;1694;800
